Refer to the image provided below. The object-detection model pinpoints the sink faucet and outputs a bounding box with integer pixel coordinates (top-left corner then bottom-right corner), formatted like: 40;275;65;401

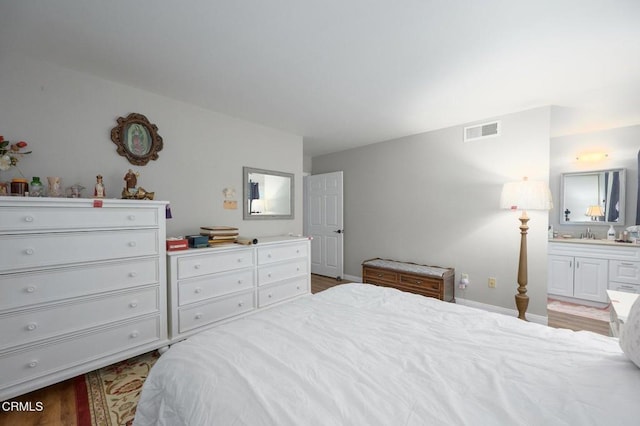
581;227;596;239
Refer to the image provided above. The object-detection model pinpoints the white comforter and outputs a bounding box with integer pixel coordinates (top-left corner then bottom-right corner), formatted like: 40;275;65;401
134;284;640;426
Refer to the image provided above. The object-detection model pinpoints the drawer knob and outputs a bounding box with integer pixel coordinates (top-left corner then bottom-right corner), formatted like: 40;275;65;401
377;274;383;277
129;271;137;278
268;273;272;278
129;301;138;308
128;215;136;220
26;322;38;331
130;331;139;338
238;302;244;307
25;248;35;255
237;280;243;284
296;285;300;290
26;286;37;293
24;215;34;222
195;287;202;293
128;241;137;247
195;313;203;320
194;264;201;269
416;280;422;284
268;294;272;298
28;360;39;368
296;249;300;253
268;253;272;258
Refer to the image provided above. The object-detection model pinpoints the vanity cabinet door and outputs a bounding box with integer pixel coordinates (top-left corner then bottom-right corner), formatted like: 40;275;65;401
548;255;574;297
573;257;608;303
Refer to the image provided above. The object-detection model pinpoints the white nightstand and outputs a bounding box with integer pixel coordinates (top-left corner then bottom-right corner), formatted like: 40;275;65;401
607;290;640;337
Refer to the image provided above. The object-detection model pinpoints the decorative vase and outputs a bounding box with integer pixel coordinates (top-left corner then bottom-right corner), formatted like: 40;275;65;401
47;176;62;197
11;178;28;196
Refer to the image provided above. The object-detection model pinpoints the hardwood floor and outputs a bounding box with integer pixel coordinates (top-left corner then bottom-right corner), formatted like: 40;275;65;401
0;274;609;425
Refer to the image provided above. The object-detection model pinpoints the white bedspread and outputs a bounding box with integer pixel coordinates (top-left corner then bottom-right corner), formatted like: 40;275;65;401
134;284;640;426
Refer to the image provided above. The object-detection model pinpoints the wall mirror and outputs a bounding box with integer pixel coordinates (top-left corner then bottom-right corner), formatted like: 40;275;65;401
243;166;294;220
560;168;625;224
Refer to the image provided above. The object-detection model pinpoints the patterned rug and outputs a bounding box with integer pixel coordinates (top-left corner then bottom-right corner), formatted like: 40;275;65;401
75;351;160;426
547;298;610;322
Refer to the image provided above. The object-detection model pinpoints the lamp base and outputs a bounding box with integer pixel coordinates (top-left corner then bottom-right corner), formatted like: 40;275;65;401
515;294;529;321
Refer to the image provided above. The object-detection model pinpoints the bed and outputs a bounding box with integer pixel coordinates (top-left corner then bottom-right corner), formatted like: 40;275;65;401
134;283;640;425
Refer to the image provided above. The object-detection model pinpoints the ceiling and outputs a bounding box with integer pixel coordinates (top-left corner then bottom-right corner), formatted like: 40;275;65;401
1;1;639;157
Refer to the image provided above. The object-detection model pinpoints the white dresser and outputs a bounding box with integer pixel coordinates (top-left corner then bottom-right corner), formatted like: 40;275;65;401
0;197;169;401
167;236;310;341
548;239;640;305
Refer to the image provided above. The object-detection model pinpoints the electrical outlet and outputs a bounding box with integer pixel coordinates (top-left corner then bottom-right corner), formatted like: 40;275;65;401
488;277;496;288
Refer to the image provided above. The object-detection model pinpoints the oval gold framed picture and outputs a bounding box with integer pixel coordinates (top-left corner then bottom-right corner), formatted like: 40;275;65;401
111;113;163;165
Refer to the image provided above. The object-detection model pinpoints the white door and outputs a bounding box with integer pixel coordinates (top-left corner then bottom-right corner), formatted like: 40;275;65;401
304;172;343;279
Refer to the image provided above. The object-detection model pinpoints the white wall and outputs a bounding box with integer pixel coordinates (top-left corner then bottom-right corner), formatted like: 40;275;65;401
0;53;303;238
312;107;551;315
549;124;639;237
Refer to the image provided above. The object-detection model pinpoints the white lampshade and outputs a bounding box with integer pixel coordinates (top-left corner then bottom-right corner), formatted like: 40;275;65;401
500;177;553;211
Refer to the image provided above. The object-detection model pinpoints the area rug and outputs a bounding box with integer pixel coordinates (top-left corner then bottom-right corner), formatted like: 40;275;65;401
75;351;160;426
547;298;610;322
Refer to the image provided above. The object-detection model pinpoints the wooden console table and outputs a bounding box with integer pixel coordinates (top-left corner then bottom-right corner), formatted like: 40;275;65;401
362;258;455;302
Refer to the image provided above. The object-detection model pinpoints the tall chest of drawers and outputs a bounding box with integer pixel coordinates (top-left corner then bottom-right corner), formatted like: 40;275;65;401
0;197;169;401
167;236;310;341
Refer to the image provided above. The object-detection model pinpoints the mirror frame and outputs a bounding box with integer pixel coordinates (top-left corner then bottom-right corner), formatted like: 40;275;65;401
243;166;294;220
560;168;626;225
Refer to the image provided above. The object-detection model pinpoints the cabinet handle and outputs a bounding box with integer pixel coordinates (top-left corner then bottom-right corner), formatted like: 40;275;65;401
194;287;202;293
237;258;243;263
238;302;244;307
26;322;38;331
621;262;635;266
25;248;35;255
267;253;272;258
576;261;579;268
24;215;34;222
129;301;138;308
194;264;201;269
237;280;243;284
195;313;203;320
28;360;38;368
416;280;422;284
569;261;572;268
130;331;139;338
128;241;137;247
129;271;137;278
26;286;37;293
377;274;383;277
128;215;136;221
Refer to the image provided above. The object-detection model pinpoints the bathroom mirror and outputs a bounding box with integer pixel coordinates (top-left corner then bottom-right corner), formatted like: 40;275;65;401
560;168;625;224
243;166;294;220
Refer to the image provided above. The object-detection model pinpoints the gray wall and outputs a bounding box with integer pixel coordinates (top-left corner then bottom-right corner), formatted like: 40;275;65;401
312;107;551;315
550;124;640;237
0;53;304;238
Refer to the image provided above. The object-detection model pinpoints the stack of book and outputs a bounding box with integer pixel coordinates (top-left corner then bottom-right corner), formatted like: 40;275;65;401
200;226;239;246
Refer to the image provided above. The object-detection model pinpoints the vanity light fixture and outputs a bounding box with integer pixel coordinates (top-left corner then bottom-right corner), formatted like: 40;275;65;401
500;177;553;321
576;152;608;162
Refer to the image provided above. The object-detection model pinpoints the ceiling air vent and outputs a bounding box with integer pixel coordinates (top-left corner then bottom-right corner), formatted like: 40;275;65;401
463;120;501;142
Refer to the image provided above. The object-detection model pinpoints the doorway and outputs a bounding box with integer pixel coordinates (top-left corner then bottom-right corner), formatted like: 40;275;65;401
304;171;344;279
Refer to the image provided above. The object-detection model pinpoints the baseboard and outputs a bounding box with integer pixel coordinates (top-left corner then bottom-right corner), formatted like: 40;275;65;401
343;274;361;283
456;297;548;325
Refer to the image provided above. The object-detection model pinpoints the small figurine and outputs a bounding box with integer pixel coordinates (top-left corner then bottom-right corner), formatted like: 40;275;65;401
94;174;105;198
124;169;139;193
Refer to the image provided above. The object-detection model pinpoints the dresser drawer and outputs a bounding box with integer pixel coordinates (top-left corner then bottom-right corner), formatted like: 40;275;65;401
0;258;159;311
177;249;254;280
178;268;254;306
178;290;255;333
0;287;159;350
257;242;308;265
0;229;159;271
0;206;159;232
399;273;442;292
258;277;308;308
258;259;308;286
0;315;162;389
363;267;398;284
609;260;640;285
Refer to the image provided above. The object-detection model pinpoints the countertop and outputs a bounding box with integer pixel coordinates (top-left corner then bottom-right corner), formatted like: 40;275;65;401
549;238;639;246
